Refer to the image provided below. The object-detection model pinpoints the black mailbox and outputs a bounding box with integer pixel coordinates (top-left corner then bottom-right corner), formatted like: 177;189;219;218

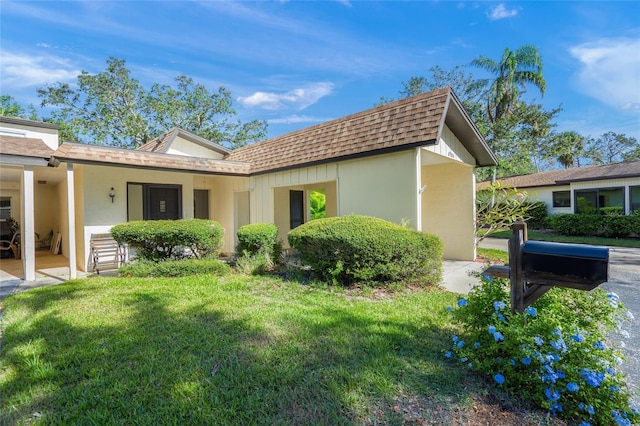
522;241;609;285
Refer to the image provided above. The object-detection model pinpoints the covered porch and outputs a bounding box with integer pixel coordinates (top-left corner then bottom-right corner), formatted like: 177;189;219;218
0;251;86;299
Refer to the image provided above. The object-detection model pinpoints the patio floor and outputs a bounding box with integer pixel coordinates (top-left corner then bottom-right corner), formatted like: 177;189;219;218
0;251;88;300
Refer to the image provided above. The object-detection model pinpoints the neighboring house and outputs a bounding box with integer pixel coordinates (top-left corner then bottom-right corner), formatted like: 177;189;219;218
477;161;640;215
0;88;497;281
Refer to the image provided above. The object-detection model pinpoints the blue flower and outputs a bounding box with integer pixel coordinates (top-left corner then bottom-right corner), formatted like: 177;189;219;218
567;382;579;392
510;359;516;366
493;300;506;311
572;333;585;343
457;340;465;348
521;357;531;365
552;328;562;337
579;422;592;426
545;388;560;402
494;373;505;384
550;402;563;415
493;332;504;342
550;338;568;353
459;357;468;363
484;275;494;282
612;410;631;426
578;402;585;410
488;325;496;334
457;298;468;307
474;341;481;349
444;351;453;359
452;335;459;343
534;336;544;346
524;306;537;317
497;313;506;323
587;405;595;415
610;385;621;393
581;369;605;387
594;341;606;350
446;306;452;312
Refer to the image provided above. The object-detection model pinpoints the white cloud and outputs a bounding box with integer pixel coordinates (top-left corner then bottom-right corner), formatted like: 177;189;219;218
570;38;640;111
268;114;330;125
487;4;518;21
237;82;334;110
0;50;80;89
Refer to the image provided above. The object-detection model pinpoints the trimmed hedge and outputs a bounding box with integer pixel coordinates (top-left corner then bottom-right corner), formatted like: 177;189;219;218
118;259;230;277
111;219;224;261
236;223;281;260
523;201;548;229
549;213;640;237
288;215;443;286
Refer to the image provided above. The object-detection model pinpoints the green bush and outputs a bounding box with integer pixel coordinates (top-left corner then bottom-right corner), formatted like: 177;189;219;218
287;215;443;286
236;223;282;260
447;277;638;425
118;258;230;277
111;219;224;261
523;201;548;229
549;214;639;237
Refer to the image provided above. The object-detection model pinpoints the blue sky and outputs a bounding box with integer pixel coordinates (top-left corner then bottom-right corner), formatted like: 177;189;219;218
1;1;639;142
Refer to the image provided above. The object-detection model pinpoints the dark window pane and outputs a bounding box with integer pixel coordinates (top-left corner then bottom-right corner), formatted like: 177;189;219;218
552;191;570;208
575;190;598;214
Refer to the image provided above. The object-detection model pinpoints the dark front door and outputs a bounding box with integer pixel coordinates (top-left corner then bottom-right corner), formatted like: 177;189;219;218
290;190;304;229
147;186;181;220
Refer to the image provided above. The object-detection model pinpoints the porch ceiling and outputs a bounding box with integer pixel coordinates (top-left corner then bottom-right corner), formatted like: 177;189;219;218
0;164;66;184
419;148;460;166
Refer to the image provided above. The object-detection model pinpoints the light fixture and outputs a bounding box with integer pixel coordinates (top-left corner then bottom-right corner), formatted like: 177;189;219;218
109;187;115;203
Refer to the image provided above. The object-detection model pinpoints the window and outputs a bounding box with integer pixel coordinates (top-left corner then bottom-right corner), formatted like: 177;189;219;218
0;197;10;220
552;191;571;208
574;187;624;214
194;189;209;219
631;186;640;214
127;183;182;221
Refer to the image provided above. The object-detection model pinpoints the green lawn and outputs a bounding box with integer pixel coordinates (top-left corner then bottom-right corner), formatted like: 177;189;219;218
486;229;640;248
0;274;489;425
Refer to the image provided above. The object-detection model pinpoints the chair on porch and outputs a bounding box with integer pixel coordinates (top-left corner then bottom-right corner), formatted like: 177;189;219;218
35;230;54;250
0;232;20;259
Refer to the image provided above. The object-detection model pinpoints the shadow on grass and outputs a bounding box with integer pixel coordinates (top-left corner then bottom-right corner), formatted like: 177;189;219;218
0;275;475;425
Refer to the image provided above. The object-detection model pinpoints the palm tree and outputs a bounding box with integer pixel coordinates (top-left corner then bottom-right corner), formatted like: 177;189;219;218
552;131;585;168
471;45;546;123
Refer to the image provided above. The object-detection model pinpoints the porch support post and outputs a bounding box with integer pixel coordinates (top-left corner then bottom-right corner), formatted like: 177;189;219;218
22;167;36;281
415;148;422;231
66;163;77;279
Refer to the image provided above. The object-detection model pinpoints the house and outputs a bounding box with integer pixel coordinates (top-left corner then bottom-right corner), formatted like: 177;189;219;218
477;161;640;215
0;87;497;281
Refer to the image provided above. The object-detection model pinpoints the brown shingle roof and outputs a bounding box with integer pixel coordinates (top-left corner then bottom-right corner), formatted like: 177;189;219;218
227;87;469;174
477;161;640;190
0;135;55;158
137;128;178;153
53;142;250;176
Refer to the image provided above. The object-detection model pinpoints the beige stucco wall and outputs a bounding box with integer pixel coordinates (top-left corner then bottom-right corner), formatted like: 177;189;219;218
422;161;476;260
206;175;250;254
337;150;418;226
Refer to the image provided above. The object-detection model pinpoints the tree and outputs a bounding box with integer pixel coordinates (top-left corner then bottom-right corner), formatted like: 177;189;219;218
475;181;535;246
584;132;640;164
37;57;267;149
0;95;24;117
470;45;546;123
549;131;585;168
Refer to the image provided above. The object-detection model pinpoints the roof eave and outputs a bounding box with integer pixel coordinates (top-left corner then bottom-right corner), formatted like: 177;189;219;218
443;90;498;167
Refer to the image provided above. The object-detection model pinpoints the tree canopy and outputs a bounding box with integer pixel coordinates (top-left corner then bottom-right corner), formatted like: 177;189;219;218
381;45;638;180
36;57;267;149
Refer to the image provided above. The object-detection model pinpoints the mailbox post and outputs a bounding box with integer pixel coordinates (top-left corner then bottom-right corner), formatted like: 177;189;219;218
484;222;609;314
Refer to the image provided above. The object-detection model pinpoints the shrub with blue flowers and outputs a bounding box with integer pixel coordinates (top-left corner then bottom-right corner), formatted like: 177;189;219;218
446;276;638;425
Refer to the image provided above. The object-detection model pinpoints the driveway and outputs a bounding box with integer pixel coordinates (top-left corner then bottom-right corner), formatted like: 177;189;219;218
480;238;640;406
